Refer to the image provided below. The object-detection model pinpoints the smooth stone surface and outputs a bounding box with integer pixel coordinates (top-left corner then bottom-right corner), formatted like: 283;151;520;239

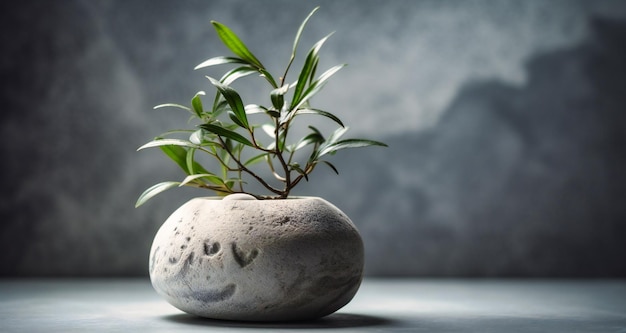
149;196;364;321
222;193;257;201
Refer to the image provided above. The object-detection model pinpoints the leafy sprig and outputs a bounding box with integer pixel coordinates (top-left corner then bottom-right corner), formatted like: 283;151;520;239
136;7;386;207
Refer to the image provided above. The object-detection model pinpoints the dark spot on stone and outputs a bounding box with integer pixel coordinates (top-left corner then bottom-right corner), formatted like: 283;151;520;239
186;284;236;303
203;241;221;256
169;256;179;264
177;252;195;278
186;236;191;242
231;242;259;268
180;244;187;250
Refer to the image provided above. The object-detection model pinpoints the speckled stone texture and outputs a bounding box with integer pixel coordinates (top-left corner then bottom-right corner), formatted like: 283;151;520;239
149;196;364;321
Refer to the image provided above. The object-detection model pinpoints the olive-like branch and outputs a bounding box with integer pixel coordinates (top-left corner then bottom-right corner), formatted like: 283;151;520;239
135;6;387;207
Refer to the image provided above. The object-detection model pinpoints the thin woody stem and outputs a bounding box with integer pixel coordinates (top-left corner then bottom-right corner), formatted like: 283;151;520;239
274;118;293;198
286;163;315;192
217;136;284;196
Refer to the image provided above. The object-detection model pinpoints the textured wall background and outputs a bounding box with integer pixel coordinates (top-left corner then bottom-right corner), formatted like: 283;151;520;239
1;0;626;277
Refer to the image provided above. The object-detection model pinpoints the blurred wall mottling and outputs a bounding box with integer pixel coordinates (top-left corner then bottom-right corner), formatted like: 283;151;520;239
1;0;626;276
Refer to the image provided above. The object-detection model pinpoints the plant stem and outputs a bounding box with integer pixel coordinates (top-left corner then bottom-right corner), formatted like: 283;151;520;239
280;55;295;87
286;163;314;192
273;118;293;198
217;136;284;196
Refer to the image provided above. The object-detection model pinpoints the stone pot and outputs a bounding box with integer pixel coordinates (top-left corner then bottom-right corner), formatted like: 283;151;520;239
148;195;364;321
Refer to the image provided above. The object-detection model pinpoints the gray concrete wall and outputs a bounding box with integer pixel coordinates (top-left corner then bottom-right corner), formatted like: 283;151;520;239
1;0;626;276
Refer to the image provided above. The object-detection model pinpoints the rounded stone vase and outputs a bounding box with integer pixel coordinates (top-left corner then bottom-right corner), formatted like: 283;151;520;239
148;195;364;321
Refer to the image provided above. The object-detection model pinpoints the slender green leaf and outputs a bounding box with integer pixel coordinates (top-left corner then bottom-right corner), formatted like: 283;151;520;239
319;138;388;157
244;104;267;114
292;7;319;56
291;33;333;109
224;178;243;188
212;99;229;117
308;125;324;137
271;85;289;110
327;126;349;144
294;131;324;151
137;139;199;151
194;56;247;70
279;109;294;126
232;141;245;155
290;162;308;181
293;139;311;152
211;21;264;69
244;153;268;166
135;181;180;207
316;63;345;83
154;103;191;112
186;148;196;174
267;110;281;118
189;130;203;145
228;111;247;129
304;126;326;148
220;177;245;188
221;66;257;85
200;123;253;147
258;68;278;88
309;55;319;86
159;145;188;172
293;64;345;110
191;91;205;118
157;129;195;138
213;142;230;178
296;108;344;127
207;76;248;128
321;160;339;174
261;124;275;138
280;6;319;86
157;144;214;177
179;173;223;187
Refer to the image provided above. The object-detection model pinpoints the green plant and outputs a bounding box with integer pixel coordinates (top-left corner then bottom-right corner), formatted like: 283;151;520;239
136;7;386;206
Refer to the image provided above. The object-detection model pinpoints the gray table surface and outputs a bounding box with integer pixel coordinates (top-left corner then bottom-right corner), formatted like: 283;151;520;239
1;278;625;332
